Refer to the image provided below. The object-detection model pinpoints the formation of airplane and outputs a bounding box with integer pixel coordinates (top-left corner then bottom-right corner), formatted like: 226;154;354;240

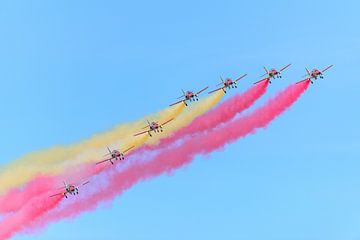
134;119;174;137
169;87;209;107
50;64;333;199
50;181;90;199
208;74;247;94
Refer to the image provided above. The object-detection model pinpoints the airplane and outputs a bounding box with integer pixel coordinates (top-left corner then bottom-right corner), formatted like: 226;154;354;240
208;74;247;94
169;86;209;107
254;64;291;84
134;118;174;137
297;65;334;84
50;180;90;199
96;145;135;165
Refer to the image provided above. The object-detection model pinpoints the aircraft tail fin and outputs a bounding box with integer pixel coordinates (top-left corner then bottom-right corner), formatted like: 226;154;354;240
264;67;269;74
107;146;112;154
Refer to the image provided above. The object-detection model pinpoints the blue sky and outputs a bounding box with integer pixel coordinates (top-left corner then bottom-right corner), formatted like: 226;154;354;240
0;0;359;239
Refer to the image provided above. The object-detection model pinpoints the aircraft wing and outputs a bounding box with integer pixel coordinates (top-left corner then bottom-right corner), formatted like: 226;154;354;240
196;86;209;95
160;118;174;126
234;74;248;82
50;192;64;198
208;87;223;94
96;158;113;165
254;78;269;84
123;145;135;154
134;130;149;137
169;99;184;107
76;181;90;188
279;63;291;72
322;65;333;72
296;78;310;84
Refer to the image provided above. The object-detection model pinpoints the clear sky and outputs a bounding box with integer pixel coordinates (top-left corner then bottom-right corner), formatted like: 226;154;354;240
1;0;359;239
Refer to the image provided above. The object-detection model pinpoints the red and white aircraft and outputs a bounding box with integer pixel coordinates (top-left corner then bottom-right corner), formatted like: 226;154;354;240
96;146;135;165
134;119;174;137
50;180;90;199
297;65;333;84
169;87;209;107
254;64;291;84
208;74;247;94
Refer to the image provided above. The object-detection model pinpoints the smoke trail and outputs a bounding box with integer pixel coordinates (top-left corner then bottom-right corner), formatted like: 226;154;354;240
0;162;101;214
1;80;309;239
0;91;224;195
145;80;269;149
0;194;62;240
0;104;184;194
0;92;224;215
0;176;56;213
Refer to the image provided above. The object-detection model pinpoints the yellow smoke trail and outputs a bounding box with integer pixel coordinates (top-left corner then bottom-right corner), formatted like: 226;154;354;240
0;104;184;194
0;91;223;194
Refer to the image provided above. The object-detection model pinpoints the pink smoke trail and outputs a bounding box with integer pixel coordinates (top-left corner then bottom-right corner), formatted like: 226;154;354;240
26;80;310;234
0;194;62;240
0;81;269;215
0;162;104;214
0;176;56;213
